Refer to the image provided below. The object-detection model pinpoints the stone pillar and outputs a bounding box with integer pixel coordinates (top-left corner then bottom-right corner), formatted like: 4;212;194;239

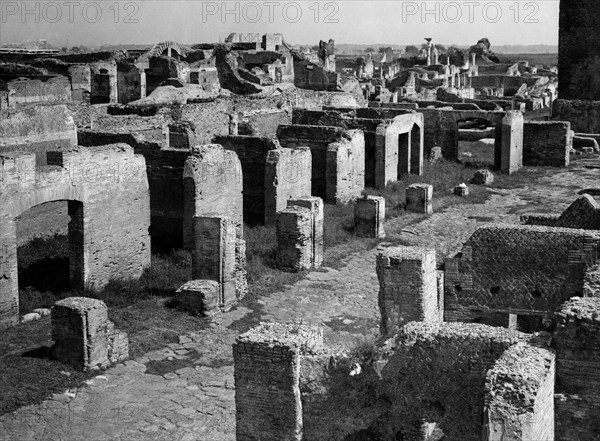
276;206;313;271
233;322;323;441
192;216;239;311
109;70;118;104
0;217;18;328
554;297;600;441
405;183;433;214
287;197;323;268
51;297;128;371
484;343;555;441
376;246;439;337
500;111;524;175
354;195;386;238
176;280;220;316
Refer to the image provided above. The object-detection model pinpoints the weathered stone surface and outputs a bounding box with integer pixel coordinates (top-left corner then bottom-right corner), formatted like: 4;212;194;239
444;225;600;328
233;322;323;441
429;146;443;162
554;297;600;441
287;197;324;268
484;342;555;441
276;206;313;272
500;111;524;175
176;279;220;315
453;184;469;196
0;145;151;328
378;322;528;441
471;169;495;185
405;183;433;214
376;246;440;337
265;147;312;225
354;195;386;238
52;297;128;371
183;144;243;249
523;121;572;167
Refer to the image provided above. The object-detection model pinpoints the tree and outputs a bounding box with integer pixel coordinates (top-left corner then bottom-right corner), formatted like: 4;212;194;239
378;47;388;54
365;47;375;53
405;45;419;55
435;44;446;52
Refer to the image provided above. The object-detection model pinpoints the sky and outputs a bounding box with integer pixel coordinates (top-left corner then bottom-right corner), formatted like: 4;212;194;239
0;0;560;48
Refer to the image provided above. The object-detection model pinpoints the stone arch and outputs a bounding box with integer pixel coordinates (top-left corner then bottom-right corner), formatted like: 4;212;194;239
0;146;151;328
148;41;188;60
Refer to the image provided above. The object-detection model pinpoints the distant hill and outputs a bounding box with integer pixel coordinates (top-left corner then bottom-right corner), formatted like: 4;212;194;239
326;43;557;55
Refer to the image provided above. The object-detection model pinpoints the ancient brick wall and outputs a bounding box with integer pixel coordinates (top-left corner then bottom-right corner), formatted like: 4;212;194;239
354;195;385;238
483;342;555;441
554;297;600;441
326;131;365;204
6;76;71;108
233;323;323;441
522;195;600;231
0;145;151;327
182;145;243;250
552;99;600;134
265;147;312;226
287;198;324;269
0;105;77;164
379;322;527;440
214;136;279;226
276;206;314;271
523;121;572;167
559;0;600;100
444;225;600;329
191;216;244;309
376;246;440;337
238;109;291;137
68;65;91;103
277;125;365;204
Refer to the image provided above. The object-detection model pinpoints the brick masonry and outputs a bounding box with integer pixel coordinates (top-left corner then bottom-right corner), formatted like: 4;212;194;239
376;246;440;337
287;198;324;269
405;183;433;214
276;206;314;272
484;342;555;441
0;145;151;328
444;224;600;328
51;297;129;371
233;322;323;441
354;195;385;238
554;297;600;441
182;144;243;249
379;322;528;440
523;121;572;167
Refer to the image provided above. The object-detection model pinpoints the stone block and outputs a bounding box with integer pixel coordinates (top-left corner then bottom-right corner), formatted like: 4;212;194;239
276;206;313;271
429;146;443;162
405;183;433;214
354;195;386;238
471;169;494;185
176;279;220;316
500;111;524;175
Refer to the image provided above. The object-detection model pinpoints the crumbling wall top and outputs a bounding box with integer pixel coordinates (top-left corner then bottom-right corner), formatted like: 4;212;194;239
236;322;323;353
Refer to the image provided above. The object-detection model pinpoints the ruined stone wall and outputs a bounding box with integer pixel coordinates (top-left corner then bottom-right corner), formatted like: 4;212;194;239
183;144;243;250
554;297;600;441
238;109;291;137
326;130;365;204
415;108;506;162
379;322;527;441
5;77;71;108
444;225;600;328
483;342;555;441
523;121;572;167
277;125;365;203
265;148;312;226
0;145;151;327
293;56;339;91
68;65;91;103
233;322;323;441
214;136;279;225
558;0;600;100
521;194;600;231
552;99;600;134
116;62;144;104
0;105;77;164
